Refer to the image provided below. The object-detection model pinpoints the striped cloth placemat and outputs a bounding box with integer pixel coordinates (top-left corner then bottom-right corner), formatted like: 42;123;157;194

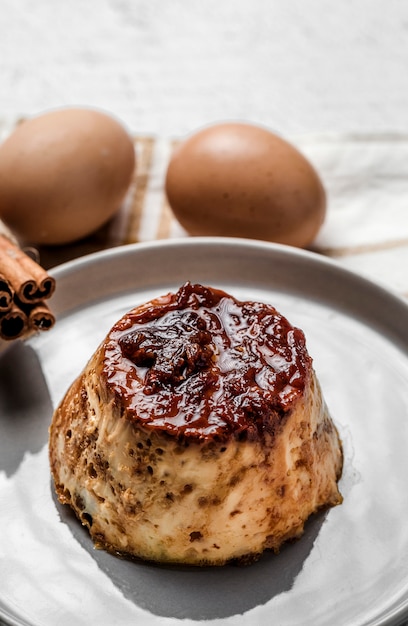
1;126;408;298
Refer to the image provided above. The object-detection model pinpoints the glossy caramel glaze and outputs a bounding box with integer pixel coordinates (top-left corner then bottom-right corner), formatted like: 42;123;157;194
103;283;312;442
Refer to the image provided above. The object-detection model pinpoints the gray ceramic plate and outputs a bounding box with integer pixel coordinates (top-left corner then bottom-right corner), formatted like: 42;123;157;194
1;237;408;626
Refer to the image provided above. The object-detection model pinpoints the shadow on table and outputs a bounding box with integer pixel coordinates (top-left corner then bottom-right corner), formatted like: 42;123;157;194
0;341;52;477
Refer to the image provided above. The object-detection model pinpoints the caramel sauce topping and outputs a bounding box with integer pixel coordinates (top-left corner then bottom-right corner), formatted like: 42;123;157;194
103;283;311;441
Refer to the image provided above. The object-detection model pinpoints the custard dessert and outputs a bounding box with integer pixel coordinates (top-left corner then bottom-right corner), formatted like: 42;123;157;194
49;282;343;566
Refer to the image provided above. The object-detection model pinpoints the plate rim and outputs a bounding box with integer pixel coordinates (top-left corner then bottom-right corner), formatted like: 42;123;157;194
47;236;408;354
49;235;408;307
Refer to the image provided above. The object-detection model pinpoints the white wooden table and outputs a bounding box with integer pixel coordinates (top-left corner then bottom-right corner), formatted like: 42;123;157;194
1;0;408;295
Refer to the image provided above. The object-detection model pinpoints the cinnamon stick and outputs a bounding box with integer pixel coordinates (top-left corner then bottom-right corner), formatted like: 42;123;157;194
0;233;57;340
0;235;55;303
0;302;28;340
0;274;13;312
23;300;56;332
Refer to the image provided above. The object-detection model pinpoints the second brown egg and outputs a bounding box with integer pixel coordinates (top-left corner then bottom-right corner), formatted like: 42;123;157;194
165;122;326;248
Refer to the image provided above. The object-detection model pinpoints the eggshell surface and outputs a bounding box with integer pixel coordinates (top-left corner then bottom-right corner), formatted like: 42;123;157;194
165;122;326;248
0;108;136;245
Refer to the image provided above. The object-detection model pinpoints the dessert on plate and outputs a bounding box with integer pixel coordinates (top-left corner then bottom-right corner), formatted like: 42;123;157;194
49;282;343;566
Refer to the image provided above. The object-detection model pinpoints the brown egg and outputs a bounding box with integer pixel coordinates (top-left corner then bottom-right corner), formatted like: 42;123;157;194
0;108;136;245
165;122;326;248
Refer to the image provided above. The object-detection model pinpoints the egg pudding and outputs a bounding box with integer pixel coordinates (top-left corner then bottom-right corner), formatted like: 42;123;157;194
49;282;343;566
